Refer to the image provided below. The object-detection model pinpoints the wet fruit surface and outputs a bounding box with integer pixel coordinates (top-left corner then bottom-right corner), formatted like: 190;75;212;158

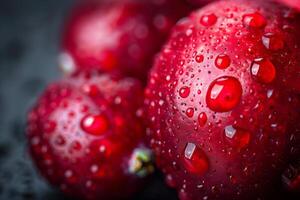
60;0;191;81
145;0;300;199
277;0;300;11
27;72;153;199
206;76;242;112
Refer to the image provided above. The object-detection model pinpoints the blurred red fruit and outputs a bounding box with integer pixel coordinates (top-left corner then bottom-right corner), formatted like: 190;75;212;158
27;72;153;199
60;0;191;81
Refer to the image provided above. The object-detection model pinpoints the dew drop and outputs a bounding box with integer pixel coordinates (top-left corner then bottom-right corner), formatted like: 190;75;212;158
43;120;56;133
195;54;204;63
69;141;82;152
54;135;66;146
198;112;207;127
81;114;109;136
64;170;74;183
186;108;194;118
262;33;284;51
183;143;209;175
206;76;242;112
215;54;231;69
179;86;190;98
200;13;217;26
224;125;250;149
82;84;100;97
250;58;276;83
243;12;266;28
165;174;176;188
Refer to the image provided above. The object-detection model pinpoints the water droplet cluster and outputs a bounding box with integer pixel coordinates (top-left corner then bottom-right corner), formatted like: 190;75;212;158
27;72;149;199
145;0;300;199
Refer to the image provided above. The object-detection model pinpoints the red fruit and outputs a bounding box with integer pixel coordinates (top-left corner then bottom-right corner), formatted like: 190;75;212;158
145;0;300;199
27;72;153;200
186;0;215;7
60;0;190;80
277;0;300;11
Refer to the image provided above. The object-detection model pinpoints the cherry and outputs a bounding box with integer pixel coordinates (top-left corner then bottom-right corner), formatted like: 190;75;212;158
60;0;191;81
145;0;300;199
27;72;153;200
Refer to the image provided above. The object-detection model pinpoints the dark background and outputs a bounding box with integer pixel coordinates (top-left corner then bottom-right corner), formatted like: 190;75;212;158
0;0;177;199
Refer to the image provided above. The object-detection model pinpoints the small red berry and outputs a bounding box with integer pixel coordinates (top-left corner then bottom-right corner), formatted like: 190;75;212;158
60;0;191;80
27;72;153;200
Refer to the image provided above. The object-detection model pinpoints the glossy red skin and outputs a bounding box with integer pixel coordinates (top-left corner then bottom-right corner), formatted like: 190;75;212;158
277;0;300;11
145;0;300;199
61;0;191;81
27;72;148;200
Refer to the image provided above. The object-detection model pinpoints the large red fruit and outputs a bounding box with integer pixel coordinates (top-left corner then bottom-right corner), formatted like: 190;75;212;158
60;0;190;80
145;0;300;199
277;0;300;11
27;72;153;200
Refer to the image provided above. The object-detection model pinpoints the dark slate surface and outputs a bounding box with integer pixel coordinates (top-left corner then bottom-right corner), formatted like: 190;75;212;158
0;0;177;199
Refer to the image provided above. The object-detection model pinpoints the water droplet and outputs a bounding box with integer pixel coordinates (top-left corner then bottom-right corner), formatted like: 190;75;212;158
198;112;207;127
64;170;73;178
215;54;231;69
81;114;109;136
178;190;190;200
183;143;209;175
186;108;194;118
54;135;66;146
165;174;176;188
69;141;82;152
82;84;100;97
43;120;56;133
224;125;250;149
195;54;204;63
200;13;217;26
250;58;276;83
186;28;193;36
206;76;242;112
262;33;284;51
267;89;274;98
90;164;99;173
243;12;266;28
159;99;165;106
179;86;190;98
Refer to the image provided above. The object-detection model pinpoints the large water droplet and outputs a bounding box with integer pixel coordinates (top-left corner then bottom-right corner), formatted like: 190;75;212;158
200;13;217;26
186;108;194;118
179;86;190;98
250;58;276;83
262;33;284;51
206;76;242;112
183;143;209;175
81;114;109;136
195;54;204;63
198;112;207;127
215;54;231;69
224;125;250;149
243;12;266;28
